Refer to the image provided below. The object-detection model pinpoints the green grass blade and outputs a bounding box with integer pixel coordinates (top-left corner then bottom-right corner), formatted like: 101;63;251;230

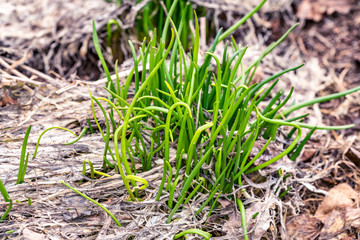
219;0;267;42
92;20;114;89
156;102;192;200
17;126;31;184
278;85;360;118
0;179;10;202
129;40;140;93
60;181;121;227
0;199;12;222
195;184;221;215
236;198;249;240
290;126;316;161
245;108;302;174
246;23;299;76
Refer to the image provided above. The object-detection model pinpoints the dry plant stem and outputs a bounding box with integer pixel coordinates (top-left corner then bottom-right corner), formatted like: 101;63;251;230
0;73;42;86
3;57;61;87
0;56;29;80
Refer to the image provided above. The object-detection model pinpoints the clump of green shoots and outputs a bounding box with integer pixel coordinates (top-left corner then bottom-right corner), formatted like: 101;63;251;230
92;0;360;228
16;0;360;235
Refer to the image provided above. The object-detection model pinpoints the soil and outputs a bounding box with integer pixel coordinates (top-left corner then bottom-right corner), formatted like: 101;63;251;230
0;0;359;239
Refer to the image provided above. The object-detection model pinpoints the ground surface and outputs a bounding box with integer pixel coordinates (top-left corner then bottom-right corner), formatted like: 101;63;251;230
0;0;359;239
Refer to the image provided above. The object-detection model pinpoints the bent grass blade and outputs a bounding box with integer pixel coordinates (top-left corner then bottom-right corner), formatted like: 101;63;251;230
60;180;121;227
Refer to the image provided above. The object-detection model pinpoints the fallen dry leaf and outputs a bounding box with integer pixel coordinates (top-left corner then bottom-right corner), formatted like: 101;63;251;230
319;208;360;239
223;212;244;236
286;214;322;240
315;183;360;222
287;208;360;239
345;147;360;167
297;0;353;22
319;210;345;239
301;141;321;162
345;208;360;229
215;199;244;236
1;91;17;107
245;200;273;239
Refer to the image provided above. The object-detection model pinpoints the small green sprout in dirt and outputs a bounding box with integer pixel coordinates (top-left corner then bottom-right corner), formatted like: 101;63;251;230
0;179;10;203
0;179;12;223
17;126;31;184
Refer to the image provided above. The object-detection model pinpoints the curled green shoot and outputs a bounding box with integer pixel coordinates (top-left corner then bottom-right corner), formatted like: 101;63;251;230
32;126;84;159
83;159;95;179
125;175;149;191
173;229;211;240
113;114;148;201
106;19;121;47
83;159;111;179
156;101;192;200
66;127;88;145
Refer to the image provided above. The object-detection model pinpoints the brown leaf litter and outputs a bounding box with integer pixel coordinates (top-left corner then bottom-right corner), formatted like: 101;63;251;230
297;0;354;22
287;183;360;239
0;0;149;80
